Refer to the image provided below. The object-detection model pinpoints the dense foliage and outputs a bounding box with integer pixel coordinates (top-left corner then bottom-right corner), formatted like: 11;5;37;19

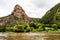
0;22;60;32
40;3;60;24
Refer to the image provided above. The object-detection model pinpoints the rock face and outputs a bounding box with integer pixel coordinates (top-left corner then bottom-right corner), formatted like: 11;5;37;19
0;4;30;27
12;4;30;23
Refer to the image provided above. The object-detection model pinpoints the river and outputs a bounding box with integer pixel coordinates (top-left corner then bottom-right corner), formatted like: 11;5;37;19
0;32;60;40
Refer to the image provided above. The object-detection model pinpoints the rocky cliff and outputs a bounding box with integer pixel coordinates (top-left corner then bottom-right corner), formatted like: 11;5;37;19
12;4;30;23
0;4;30;27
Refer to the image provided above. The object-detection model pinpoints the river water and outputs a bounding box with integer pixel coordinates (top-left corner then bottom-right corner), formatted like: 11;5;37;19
0;32;60;40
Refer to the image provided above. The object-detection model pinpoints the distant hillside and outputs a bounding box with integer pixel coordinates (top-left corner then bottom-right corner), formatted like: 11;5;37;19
41;3;60;24
30;18;40;23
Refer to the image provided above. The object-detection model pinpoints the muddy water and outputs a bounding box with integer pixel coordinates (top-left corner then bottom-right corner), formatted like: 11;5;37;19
0;32;60;40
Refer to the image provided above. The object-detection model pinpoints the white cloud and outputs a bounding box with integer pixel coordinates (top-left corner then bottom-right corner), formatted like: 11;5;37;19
0;0;60;18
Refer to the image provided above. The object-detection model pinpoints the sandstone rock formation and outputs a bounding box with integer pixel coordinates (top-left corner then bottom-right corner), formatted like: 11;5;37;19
0;4;30;27
12;4;30;23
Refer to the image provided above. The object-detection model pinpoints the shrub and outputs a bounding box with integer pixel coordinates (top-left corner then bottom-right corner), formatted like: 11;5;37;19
37;26;44;32
5;27;12;32
45;27;55;32
52;24;58;30
15;25;25;32
30;27;37;32
25;26;31;32
0;28;4;32
29;22;36;29
36;23;44;31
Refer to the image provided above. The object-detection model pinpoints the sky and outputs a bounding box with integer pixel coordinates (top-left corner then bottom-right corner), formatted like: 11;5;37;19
0;0;60;18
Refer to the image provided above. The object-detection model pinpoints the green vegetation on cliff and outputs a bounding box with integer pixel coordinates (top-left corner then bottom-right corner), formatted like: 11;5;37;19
41;3;60;24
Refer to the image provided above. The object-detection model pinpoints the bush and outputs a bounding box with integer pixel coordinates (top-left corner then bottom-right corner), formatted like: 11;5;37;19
36;23;44;31
0;28;5;32
45;27;55;32
30;27;37;32
25;24;31;32
37;26;44;32
14;25;25;32
29;22;36;29
5;27;12;32
26;26;31;32
52;24;58;30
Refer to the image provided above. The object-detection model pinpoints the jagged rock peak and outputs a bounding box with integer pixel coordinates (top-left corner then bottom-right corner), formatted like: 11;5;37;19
14;4;23;11
12;4;30;23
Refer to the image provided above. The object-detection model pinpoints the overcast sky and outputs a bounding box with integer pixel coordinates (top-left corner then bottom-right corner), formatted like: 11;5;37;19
0;0;60;18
